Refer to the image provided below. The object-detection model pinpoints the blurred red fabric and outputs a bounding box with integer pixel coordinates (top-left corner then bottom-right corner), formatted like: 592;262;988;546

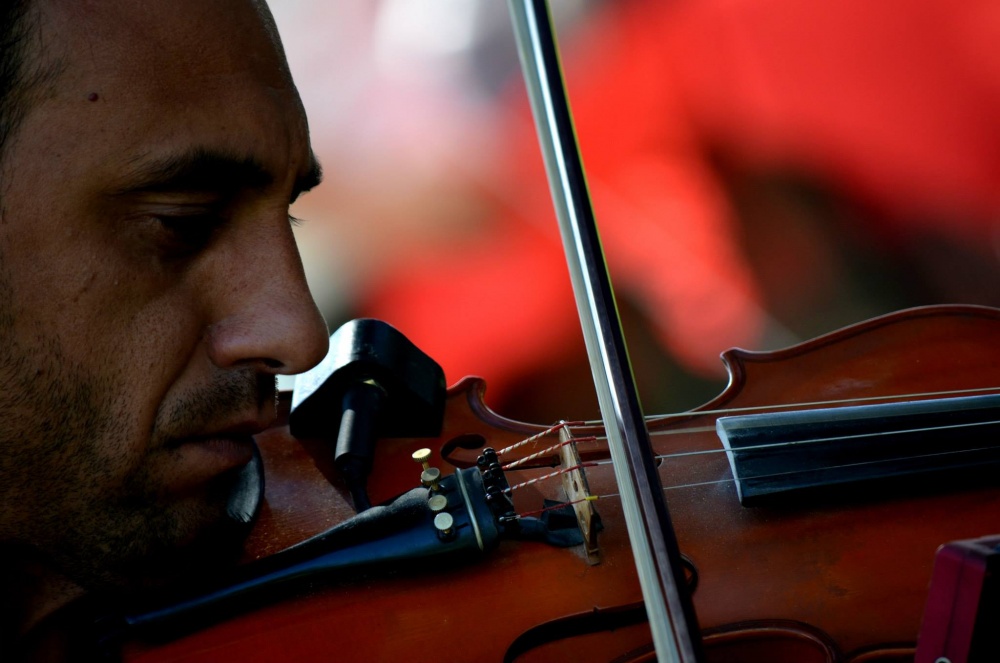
359;0;1000;408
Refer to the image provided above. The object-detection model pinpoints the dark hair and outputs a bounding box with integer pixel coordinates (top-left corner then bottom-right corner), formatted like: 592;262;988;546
0;0;39;156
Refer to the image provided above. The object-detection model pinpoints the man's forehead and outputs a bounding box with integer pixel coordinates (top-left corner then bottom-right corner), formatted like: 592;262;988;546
16;0;315;197
38;0;292;88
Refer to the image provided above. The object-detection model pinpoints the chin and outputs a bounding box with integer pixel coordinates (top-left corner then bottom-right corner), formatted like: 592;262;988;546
67;467;254;597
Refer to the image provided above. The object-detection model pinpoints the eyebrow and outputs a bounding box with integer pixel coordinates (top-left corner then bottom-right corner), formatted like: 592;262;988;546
294;152;323;201
114;148;322;201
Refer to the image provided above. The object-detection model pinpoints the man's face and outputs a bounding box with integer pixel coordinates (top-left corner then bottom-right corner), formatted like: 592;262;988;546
0;0;328;591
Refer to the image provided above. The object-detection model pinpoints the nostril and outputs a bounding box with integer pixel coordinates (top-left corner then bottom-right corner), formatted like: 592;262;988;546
262;358;282;370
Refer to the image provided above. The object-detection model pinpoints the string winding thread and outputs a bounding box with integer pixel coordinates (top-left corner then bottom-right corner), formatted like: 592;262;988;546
496;421;584;457
502;436;597;470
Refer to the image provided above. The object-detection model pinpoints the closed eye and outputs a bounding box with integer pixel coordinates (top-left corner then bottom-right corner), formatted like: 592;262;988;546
152;211;226;256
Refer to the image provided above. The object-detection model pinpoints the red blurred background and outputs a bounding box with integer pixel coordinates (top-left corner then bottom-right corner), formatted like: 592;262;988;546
272;0;1000;423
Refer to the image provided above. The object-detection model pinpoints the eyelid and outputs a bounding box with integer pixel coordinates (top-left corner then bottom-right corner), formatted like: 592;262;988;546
123;196;228;223
151;209;224;231
127;189;228;205
135;205;228;256
146;205;218;217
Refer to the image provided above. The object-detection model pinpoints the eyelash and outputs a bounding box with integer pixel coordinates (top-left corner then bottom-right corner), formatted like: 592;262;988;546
148;212;305;258
153;213;223;254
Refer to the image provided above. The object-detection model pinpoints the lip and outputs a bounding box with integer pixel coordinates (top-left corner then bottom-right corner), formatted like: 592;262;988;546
178;433;257;470
165;417;269;483
158;431;259;496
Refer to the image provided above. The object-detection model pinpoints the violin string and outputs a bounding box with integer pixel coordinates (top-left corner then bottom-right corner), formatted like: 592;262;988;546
490;386;1000;466
509;444;1000;505
516;495;598;519
614;417;1000;463
522;386;1000;436
583;443;1000;493
491;387;1000;502
642;385;1000;423
494;416;1000;470
502;426;1000;496
505;462;599;493
652;417;1000;462
495;421;585;457
501;435;598;470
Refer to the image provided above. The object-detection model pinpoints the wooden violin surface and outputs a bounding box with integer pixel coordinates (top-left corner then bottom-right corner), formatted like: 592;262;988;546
124;305;1000;662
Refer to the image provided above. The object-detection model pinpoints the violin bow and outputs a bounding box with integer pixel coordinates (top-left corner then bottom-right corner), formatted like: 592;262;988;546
506;3;704;662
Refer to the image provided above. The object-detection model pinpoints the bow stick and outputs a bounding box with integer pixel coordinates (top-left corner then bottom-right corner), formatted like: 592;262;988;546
506;3;704;662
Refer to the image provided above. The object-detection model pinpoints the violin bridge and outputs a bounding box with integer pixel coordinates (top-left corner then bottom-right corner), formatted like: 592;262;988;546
559;425;601;565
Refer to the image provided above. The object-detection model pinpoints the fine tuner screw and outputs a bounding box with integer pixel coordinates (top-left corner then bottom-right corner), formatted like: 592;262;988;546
434;512;455;540
428;494;448;513
413;448;441;490
412;448;432;471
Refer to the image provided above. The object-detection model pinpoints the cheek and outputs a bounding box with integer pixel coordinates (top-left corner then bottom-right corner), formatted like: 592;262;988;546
0;317;131;527
19;257;211;473
99;290;207;437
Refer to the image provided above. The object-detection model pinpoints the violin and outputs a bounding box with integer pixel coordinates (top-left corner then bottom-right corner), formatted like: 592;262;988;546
113;303;1000;662
83;2;1000;660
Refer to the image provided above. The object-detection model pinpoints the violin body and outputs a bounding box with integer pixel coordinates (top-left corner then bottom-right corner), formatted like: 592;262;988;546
123;305;1000;662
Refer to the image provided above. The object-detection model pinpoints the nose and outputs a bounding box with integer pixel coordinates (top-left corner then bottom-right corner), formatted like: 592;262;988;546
204;217;329;376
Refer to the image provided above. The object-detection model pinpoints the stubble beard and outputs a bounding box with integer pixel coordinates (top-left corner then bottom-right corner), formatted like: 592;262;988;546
0;268;265;598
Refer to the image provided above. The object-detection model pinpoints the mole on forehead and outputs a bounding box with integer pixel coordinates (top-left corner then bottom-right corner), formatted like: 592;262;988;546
34;7;296;117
